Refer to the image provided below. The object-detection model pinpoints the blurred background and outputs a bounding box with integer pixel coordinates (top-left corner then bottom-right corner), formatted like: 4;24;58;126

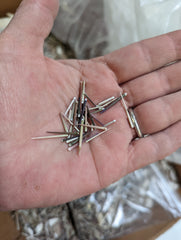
1;1;181;240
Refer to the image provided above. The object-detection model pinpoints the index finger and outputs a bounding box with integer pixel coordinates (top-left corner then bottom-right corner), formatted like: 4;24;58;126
96;30;181;84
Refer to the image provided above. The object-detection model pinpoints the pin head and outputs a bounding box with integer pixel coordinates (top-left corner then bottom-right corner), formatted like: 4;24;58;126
120;92;127;98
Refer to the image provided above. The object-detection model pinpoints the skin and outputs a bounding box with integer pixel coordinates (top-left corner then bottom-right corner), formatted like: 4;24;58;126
0;0;181;211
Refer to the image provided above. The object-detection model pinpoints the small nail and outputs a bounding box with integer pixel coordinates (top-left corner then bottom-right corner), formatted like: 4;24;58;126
120;93;134;128
86;129;109;143
79;117;85;154
59;113;69;133
66;136;79;144
78;98;87;125
100;96;122;113
62;113;80;132
32;134;69;140
81;80;86;104
104;119;116;127
91;115;104;126
98;96;115;106
73;100;78;126
85;106;88;132
79;124;107;131
84;93;97;107
65;97;76;116
47;131;78;135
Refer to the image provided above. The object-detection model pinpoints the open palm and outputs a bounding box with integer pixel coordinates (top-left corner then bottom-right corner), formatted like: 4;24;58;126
0;0;181;210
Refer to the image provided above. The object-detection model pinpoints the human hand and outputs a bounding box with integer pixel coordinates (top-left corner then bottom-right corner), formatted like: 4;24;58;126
0;0;180;210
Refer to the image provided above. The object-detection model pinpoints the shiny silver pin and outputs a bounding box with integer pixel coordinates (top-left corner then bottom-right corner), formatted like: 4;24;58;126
32;134;69;140
120;92;134;128
98;96;115;106
86;129;109;143
65;97;76;116
79;124;107;131
104;119;116;127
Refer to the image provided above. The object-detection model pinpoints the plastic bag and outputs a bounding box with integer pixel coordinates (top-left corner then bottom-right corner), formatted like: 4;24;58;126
52;0;181;58
104;0;181;53
69;161;181;239
13;161;181;240
52;0;107;59
12;205;78;240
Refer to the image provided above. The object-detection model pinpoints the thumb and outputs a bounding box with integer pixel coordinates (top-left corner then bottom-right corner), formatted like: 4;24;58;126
4;0;59;51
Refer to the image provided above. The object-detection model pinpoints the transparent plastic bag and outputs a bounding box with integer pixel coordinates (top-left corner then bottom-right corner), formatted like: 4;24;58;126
52;0;107;59
69;161;181;239
13;161;181;240
104;0;181;53
12;205;78;240
52;0;181;58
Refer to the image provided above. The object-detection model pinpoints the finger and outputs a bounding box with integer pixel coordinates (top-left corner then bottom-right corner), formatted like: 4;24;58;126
5;0;59;50
128;121;181;172
133;91;181;135
122;61;181;106
96;31;181;84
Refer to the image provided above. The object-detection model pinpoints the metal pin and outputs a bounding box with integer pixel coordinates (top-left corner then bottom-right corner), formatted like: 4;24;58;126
79;117;84;154
91;108;105;114
79;98;87;125
68;109;73;134
128;108;143;138
120;93;134;128
87;107;95;131
91;115;104;126
73;100;78;125
71;100;76;121
77;81;83;118
100;95;122;113
104;119;116;127
85;106;88;132
60;113;69;133
63;134;79;142
62;113;80;132
87;119;94;132
101;97;117;108
68;108;72;121
86;129;109;143
47;131;78;135
65;97;76;116
90;97;117;113
66;136;79;144
89;106;105;111
81;80;86;104
69;125;73;136
32;134;69;140
68;132;90;148
68;139;79;147
79;124;107;131
77;97;81;118
68;143;79;151
69;100;76;134
98;96;115;106
84;93;96;107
